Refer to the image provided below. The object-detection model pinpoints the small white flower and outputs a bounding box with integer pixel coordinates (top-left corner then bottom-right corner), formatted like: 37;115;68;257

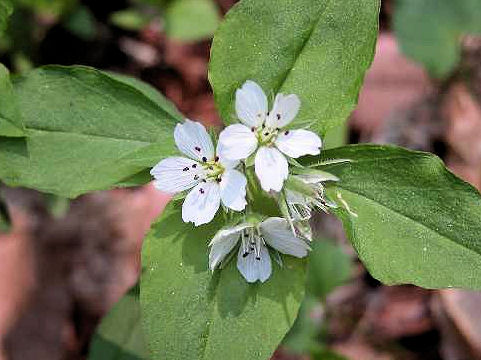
151;119;247;226
209;217;310;283
218;81;322;192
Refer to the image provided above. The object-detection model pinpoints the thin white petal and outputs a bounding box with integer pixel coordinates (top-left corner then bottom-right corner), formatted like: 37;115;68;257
260;217;310;258
235;80;268;127
265;93;300;128
209;225;248;270
150;157;203;193
275;129;322;158
255;147;288;192
218;124;258;161
236;245;272;283
220;169;247;211
174;119;215;161
182;181;220;226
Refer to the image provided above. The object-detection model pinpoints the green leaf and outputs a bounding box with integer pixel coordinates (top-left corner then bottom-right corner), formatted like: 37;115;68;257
323;124;347;150
0;63;24;137
283;240;351;354
209;0;380;135
141;203;306;360
0;0;12;36
164;0;219;42
394;0;481;78
308;144;481;289
0;66;180;198
281;295;320;354
88;284;148;360
107;72;183;121
305;240;351;299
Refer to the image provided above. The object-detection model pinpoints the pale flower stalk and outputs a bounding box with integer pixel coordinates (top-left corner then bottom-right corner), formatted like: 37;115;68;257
151;120;247;226
218;80;322;192
209;217;310;283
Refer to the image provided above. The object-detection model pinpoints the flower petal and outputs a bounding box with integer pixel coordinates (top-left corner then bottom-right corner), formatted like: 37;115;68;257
174;119;215;161
209;224;250;270
275;129;322;158
235;80;268;127
220;169;247;211
182;181;220;226
255;147;288;192
236;245;272;283
217;150;239;170
260;217;310;257
150;157;203;193
218;124;258;160
265;93;300;128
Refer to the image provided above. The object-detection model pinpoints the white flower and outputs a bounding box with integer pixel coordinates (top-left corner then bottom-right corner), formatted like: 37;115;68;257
209;217;310;283
218;80;322;192
151;119;247;226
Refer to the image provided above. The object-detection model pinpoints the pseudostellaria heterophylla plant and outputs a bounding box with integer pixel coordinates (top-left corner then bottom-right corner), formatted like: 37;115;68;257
218;81;323;192
151;119;247;226
151;81;339;283
5;1;481;359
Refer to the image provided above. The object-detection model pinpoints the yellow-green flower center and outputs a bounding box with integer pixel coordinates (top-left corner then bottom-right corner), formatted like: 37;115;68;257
256;126;279;146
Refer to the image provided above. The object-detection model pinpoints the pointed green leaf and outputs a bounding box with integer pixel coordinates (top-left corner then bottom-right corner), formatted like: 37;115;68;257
307;144;481;289
141;203;306;360
209;0;380;135
0;64;24;137
89;284;148;360
0;66;180;198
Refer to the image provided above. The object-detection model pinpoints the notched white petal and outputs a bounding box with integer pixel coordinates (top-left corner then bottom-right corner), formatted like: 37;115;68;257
218;124;258;160
150;157;202;193
236;245;272;283
260;217;310;258
182;181;220;226
255;147;288;192
266;93;301;128
174;119;215;162
275;129;322;158
235;80;268;127
220;169;247;211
